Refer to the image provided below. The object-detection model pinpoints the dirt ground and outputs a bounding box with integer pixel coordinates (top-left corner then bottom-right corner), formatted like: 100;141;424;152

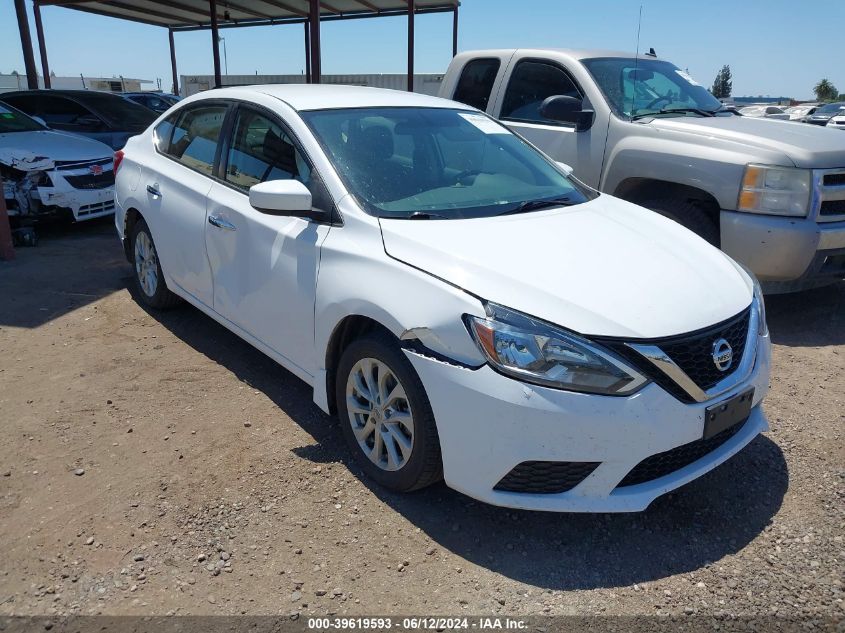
0;218;843;618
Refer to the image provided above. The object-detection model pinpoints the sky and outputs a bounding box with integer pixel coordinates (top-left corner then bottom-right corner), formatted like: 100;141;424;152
0;0;840;100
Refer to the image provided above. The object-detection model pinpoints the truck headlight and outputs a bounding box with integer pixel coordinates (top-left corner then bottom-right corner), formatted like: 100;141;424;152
466;303;649;395
738;164;812;217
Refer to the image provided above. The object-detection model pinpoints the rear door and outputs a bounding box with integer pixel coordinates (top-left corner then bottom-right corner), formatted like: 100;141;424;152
492;56;608;187
204;104;332;377
142;101;230;307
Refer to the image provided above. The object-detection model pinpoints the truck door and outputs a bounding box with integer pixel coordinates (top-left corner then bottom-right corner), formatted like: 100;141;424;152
492;57;608;188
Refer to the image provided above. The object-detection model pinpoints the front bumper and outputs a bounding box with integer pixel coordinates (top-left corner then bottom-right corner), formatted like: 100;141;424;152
406;332;771;513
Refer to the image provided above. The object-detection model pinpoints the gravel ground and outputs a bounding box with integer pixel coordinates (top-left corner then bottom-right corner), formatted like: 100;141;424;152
0;219;842;618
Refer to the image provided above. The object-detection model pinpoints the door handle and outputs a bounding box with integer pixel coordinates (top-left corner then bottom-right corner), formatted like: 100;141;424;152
146;184;161;197
208;215;237;231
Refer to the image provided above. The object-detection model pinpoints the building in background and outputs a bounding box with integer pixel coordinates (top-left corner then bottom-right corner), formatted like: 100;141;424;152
180;73;445;97
0;73;153;94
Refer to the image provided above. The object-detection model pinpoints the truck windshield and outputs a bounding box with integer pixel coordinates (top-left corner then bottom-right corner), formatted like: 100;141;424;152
301;107;594;219
582;57;726;120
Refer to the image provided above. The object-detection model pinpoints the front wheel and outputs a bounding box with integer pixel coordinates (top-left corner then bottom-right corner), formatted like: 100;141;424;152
640;197;720;246
335;333;442;492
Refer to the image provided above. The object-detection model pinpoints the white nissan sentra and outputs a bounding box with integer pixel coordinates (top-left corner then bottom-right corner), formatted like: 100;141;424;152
114;85;771;512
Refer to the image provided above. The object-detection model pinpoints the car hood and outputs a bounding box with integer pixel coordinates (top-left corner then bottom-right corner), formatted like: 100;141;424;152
0;130;113;170
379;196;752;339
651;115;845;168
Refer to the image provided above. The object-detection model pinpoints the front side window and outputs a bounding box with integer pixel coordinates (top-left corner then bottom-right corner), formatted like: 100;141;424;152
302;107;594;220
501;60;582;124
583;57;725;119
453;58;501;112
166;104;227;175
224;109;311;190
36;96;92;127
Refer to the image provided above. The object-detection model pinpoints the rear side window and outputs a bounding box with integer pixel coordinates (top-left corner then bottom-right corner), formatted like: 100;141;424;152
452;58;500;111
501;60;582;124
154;113;178;153
36;95;90;125
224;108;311;190
165;104;227;176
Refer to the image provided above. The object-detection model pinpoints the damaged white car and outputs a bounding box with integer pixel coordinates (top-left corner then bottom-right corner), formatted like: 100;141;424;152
0;101;115;222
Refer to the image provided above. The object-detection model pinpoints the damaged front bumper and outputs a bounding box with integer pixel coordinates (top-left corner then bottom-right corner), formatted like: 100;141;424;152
2;154;115;222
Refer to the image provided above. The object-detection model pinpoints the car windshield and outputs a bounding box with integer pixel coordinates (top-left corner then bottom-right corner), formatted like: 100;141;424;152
0;101;46;133
301;107;595;219
582;57;726;119
76;93;156;127
817;102;845;114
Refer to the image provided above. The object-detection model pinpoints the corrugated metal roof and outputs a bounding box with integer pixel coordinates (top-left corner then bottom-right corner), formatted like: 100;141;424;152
37;0;459;29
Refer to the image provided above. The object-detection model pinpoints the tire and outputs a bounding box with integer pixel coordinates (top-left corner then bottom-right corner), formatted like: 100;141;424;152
335;332;443;492
639;197;720;246
130;218;181;309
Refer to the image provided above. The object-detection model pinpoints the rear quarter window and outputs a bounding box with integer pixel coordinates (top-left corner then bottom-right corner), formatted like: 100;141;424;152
452;58;501;111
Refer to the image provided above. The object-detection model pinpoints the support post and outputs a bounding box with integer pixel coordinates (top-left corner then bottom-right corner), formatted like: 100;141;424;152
309;0;321;84
0;175;15;262
407;0;414;92
33;1;50;89
304;21;311;84
209;0;222;88
452;4;458;57
14;0;39;89
169;28;179;95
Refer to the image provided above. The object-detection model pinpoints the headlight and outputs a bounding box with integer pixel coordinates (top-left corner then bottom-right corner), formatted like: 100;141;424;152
751;274;768;337
465;303;649;395
738;164;812;217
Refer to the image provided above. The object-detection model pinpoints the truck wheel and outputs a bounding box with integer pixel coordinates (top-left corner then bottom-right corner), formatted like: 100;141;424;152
336;332;443;492
130;218;181;309
640;197;720;246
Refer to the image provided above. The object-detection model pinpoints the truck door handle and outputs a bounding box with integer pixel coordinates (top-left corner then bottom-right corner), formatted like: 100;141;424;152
146;184;161;197
208;215;237;231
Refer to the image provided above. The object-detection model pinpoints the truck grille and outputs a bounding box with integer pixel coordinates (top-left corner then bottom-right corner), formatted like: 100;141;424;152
616;418;747;487
816;168;845;221
494;461;600;494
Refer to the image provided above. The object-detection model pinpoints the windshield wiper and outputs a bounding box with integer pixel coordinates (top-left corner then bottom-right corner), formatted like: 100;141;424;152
407;211;449;220
498;197;574;216
632;106;718;120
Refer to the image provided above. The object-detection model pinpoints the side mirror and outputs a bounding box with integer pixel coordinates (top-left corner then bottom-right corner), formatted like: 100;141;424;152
539;95;595;132
249;180;317;218
555;161;574;177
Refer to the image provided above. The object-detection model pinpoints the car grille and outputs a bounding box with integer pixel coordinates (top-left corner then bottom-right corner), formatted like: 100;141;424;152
64;171;115;190
823;173;845;187
604;307;751;403
494;461;600;494
820;200;845;216
616;418;748;487
77;200;115;217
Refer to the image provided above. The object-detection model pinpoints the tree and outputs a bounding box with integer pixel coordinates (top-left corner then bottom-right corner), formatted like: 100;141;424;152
710;65;733;99
814;78;838;102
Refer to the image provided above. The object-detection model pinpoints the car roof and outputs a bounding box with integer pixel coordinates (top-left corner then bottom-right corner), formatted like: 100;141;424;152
3;89;129;100
452;47;652;62
189;84;469;112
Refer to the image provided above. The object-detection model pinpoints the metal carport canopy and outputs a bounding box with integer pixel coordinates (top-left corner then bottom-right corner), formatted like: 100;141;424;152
27;0;461;94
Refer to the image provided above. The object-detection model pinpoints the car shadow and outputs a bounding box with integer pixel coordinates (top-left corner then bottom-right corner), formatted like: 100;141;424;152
136;285;789;592
766;279;845;347
0;217;124;329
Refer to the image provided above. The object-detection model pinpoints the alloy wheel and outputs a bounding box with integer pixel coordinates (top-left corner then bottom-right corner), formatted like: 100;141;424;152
345;358;415;471
134;231;159;297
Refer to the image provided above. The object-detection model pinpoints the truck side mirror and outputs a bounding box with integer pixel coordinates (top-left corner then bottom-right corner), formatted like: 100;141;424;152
539;95;595;132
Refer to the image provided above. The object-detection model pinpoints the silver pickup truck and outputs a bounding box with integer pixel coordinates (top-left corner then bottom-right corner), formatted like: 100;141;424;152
439;49;845;292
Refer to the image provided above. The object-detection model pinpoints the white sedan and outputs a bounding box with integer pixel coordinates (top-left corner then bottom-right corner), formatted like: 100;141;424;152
739;105;790;120
114;86;771;512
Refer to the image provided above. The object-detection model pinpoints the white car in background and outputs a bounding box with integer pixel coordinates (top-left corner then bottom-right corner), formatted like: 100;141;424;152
0;101;115;222
784;104;819;121
827;113;845;130
739;105;790;120
114;85;771;513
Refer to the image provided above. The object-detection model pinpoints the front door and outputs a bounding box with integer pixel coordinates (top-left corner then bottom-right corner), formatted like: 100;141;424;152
205;106;331;377
494;58;609;188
